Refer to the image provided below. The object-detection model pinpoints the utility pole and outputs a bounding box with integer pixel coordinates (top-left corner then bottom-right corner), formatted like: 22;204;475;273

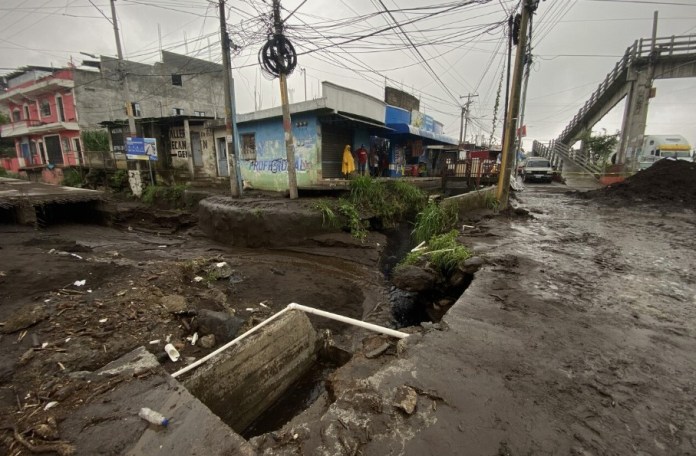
458;106;465;146
516;13;535;172
273;0;298;199
502;14;513;146
219;0;241;197
110;0;153;186
459;94;478;146
497;0;537;208
301;67;307;101
109;0;136;138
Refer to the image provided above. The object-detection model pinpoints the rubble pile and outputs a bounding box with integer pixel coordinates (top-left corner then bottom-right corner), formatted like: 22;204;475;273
591;159;696;207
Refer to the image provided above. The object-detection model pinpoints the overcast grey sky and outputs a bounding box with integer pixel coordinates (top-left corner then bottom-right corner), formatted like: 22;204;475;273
1;0;695;150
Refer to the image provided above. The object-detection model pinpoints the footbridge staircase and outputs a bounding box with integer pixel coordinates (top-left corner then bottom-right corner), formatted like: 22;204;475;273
534;33;696;177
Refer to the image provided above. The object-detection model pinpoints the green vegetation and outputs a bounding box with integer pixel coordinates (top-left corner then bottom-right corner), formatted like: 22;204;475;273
81;130;110;152
108;169;129;192
61;169;85;188
484;192;500;212
142;184;187;207
581;130;619;167
412;199;459;244
399;230;471;275
0;168;21;179
314;177;428;239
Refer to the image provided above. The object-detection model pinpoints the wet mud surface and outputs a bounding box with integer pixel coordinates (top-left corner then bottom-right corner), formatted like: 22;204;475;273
255;181;696;455
1;174;696;454
0;205;392;454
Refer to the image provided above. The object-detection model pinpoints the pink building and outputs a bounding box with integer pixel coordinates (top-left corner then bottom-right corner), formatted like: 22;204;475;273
0;67;82;168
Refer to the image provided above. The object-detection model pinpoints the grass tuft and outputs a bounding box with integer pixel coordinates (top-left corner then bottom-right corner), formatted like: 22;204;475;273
412;199;459;244
397;230;471;275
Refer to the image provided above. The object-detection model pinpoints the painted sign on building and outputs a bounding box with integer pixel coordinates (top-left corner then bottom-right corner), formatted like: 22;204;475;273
170;126;188;158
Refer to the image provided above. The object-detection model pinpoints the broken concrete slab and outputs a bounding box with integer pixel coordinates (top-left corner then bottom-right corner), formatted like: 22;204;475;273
183;309;318;433
57;346;254;456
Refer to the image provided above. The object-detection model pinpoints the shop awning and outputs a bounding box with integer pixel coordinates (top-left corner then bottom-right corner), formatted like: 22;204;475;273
386;123;458;145
336;113;394;132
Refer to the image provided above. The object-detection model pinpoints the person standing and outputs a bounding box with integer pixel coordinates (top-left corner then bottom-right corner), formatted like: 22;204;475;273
342;145;355;176
370;149;380;177
356;144;368;176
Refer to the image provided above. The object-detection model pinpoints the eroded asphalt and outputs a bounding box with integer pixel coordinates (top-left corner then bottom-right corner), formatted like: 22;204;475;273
261;179;696;455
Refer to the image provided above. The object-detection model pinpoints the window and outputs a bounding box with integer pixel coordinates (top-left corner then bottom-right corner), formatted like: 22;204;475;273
171;107;184;115
40;100;51;117
73;138;82;153
12;109;21;122
171;74;182;86
193;110;206;117
56;95;65;122
61;137;71;153
131;102;142;117
23;105;29;120
241;133;256;160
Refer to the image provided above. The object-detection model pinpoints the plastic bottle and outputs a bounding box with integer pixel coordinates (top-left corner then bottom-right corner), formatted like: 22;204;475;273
139;407;169;427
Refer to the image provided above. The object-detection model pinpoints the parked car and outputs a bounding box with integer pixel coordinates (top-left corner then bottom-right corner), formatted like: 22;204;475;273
521;157;554;183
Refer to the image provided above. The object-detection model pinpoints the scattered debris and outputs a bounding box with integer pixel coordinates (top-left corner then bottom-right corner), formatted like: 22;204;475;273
44;401;59;411
199;334;216;348
73;280;86;287
393;385;418;415
164;343;180;362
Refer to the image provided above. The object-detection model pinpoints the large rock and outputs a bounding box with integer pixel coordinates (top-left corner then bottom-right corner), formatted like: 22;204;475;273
392;265;438;292
160;294;187;313
195;310;244;343
458;256;485;274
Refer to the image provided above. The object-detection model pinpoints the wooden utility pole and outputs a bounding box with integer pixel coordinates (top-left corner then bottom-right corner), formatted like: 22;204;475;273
219;0;241;197
273;0;298;199
496;1;532;208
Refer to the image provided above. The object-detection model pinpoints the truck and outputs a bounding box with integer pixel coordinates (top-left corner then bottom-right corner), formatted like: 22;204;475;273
629;134;693;170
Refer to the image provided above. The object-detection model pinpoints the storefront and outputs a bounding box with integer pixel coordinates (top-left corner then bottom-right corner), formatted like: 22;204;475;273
384;106;458;177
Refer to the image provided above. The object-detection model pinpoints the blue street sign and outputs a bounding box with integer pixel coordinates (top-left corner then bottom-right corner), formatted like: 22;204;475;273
126;137;158;161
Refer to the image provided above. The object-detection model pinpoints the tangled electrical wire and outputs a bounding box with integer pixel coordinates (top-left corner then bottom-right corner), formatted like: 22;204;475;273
259;34;298;78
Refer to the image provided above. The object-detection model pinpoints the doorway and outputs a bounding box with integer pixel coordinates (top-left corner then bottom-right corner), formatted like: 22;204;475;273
191;132;204;168
44;135;63;165
216;137;229;177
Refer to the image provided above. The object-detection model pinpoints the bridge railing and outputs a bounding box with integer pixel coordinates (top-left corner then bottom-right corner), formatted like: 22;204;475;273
558;34;696;143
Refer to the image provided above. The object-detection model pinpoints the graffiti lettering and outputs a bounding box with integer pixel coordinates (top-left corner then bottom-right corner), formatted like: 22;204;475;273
249;158;312;173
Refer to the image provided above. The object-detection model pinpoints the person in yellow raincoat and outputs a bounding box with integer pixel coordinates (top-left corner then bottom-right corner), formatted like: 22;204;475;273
342;145;356;176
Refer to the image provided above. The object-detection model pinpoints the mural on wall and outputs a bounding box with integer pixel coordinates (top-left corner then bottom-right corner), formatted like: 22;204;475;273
170;127;188;158
240;116;319;191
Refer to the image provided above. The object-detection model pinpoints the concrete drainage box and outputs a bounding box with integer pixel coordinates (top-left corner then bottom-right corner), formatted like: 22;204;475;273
183;310;318;432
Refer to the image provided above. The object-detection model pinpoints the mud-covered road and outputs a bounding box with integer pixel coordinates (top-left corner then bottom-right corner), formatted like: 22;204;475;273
1;171;695;455
259;177;696;455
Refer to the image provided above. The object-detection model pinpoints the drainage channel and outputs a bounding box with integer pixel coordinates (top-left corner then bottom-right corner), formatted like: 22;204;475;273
177;227;476;440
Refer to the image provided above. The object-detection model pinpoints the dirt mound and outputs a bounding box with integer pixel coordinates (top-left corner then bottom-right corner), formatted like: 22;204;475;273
588;159;696;207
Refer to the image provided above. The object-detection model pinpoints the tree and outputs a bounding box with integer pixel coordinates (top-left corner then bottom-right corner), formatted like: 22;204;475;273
581;130;619;166
0;112;9;125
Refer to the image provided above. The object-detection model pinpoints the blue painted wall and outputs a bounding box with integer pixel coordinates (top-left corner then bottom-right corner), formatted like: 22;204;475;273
237;112;320;191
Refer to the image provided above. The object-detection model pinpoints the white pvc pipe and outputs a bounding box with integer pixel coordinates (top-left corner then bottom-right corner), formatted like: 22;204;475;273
171;307;291;378
171;303;409;378
287;303;410;339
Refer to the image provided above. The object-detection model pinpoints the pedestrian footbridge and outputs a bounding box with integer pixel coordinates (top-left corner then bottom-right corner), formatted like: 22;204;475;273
534;33;696;177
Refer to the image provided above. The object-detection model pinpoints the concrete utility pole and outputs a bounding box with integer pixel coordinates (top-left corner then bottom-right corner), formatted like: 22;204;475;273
497;0;535;208
301;67;307;101
502;14;513;146
459;94;478;146
219;0;242;197
516;13;535;171
109;0;136;138
273;0;299;199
